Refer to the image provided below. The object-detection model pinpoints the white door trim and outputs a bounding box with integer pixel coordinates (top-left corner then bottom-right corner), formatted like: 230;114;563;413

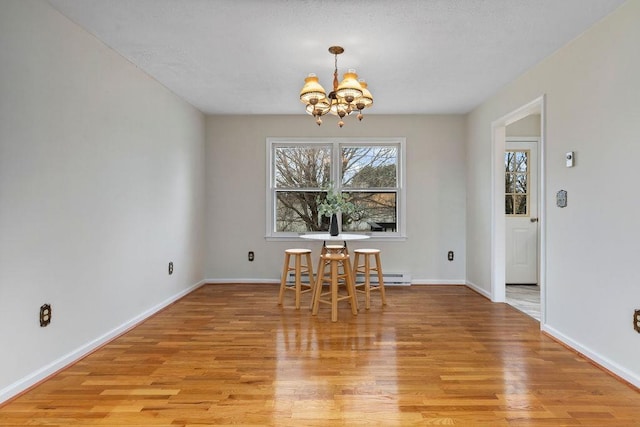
490;95;547;326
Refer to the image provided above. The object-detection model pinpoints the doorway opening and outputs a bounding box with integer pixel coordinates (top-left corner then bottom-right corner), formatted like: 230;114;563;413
505;137;540;320
491;96;546;324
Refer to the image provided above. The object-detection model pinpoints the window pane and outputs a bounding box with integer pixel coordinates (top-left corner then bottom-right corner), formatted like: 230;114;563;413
505;173;515;193
505;194;514;215
274;146;331;188
341;146;397;188
515;151;528;172
514;172;527;194
276;191;323;232
514;194;528;215
505;152;516;172
341;192;397;232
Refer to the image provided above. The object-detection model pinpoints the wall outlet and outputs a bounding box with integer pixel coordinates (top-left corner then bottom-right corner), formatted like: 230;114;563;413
168;262;174;275
634;310;640;333
248;251;254;262
447;251;454;261
40;304;52;327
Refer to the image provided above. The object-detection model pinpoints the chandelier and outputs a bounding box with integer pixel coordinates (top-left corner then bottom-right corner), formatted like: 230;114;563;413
299;46;373;127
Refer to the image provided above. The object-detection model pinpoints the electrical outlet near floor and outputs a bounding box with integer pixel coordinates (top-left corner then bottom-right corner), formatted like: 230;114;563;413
168;262;174;275
40;304;52;327
634;310;640;333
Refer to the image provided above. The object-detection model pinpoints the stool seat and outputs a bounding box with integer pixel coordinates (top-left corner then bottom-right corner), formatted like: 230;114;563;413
312;253;358;322
278;249;314;309
353;248;380;254
322;244;347;254
284;248;312;255
353;248;387;309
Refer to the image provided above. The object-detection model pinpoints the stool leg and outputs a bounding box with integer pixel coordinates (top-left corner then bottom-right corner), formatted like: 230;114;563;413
311;254;324;310
278;253;290;305
331;259;338;322
312;260;325;316
344;256;358;314
375;252;387;305
364;254;372;309
306;254;316;309
294;254;302;309
353;252;361;306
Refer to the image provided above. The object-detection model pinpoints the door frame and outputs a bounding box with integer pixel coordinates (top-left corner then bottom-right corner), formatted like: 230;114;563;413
490;95;546;325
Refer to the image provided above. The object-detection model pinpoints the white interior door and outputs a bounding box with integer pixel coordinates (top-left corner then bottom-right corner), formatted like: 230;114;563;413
505;139;538;284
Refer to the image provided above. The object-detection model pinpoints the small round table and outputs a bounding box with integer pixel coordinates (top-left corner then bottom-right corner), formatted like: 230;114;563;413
300;233;369;253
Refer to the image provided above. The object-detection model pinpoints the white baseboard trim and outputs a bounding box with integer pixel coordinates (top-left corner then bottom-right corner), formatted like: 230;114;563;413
411;279;466;285
0;279;207;405
465;280;491;299
205;279;466;286
205;278;278;284
542;324;640;389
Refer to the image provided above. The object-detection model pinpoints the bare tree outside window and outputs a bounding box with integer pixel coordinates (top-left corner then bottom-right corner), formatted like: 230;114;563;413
505;150;528;215
272;141;400;234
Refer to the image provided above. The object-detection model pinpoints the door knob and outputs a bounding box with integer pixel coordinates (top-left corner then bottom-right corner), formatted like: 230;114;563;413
530;218;539;223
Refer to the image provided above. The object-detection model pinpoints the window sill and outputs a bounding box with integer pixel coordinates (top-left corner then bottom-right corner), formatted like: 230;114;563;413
265;234;408;242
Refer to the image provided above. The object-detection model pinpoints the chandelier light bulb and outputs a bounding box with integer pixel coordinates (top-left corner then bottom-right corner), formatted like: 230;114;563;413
336;68;363;102
299;73;326;105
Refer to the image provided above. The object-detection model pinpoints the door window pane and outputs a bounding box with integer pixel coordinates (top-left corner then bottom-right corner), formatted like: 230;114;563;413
505;150;529;216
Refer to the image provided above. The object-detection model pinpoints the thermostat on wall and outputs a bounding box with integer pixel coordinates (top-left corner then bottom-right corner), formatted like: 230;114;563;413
566;151;574;167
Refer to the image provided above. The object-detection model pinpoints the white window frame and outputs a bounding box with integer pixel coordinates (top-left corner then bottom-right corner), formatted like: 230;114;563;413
266;137;406;241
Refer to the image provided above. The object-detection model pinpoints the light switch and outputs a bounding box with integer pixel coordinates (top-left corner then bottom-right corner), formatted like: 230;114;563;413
557;190;567;208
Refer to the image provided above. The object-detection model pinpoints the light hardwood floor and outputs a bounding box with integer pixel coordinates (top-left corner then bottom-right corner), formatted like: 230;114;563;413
1;284;639;426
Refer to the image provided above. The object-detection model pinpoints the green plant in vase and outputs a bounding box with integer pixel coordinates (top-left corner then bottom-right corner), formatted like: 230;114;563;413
317;184;355;236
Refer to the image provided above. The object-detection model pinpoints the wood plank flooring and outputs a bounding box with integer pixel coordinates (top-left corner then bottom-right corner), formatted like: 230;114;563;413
1;284;639;426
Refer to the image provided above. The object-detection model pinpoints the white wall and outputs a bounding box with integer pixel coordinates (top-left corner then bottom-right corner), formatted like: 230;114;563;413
205;115;466;284
466;1;640;385
507;115;541;137
0;0;206;400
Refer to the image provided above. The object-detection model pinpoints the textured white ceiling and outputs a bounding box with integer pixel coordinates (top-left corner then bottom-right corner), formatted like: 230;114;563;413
46;0;625;115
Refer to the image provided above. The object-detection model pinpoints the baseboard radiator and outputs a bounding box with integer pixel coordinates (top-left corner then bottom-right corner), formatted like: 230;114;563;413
286;271;411;286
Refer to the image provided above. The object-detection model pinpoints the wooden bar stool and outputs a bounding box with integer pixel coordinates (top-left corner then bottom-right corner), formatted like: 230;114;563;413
353;248;387;309
278;249;314;309
316;244;347;290
312;253;358;322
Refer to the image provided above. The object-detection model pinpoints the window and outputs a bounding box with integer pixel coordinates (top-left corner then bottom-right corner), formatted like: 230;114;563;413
505;150;529;215
267;138;405;239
